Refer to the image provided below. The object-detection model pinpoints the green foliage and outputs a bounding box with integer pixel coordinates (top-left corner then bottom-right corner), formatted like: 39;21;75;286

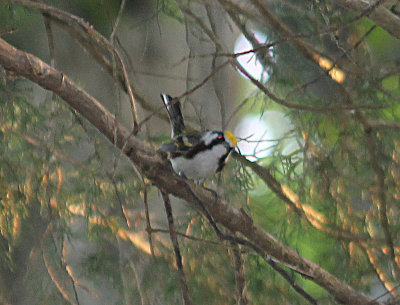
159;0;184;24
2;0;400;304
0;75;138;302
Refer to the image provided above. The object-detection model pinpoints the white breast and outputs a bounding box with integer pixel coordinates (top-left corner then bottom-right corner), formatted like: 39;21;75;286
171;144;228;180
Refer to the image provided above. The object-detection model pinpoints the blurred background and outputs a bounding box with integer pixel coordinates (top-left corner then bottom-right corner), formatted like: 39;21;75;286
1;0;400;304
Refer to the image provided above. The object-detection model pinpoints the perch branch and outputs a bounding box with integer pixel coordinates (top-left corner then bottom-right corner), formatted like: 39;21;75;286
0;37;382;305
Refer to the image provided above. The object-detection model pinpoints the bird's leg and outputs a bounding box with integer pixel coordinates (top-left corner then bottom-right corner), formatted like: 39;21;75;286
193;179;202;185
216;172;222;197
203;184;219;203
178;171;188;179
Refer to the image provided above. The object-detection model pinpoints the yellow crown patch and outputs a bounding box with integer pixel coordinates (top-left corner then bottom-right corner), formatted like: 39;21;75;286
224;130;237;147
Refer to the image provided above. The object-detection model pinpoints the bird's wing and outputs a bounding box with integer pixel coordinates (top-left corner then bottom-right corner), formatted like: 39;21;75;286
159;132;207;157
185;132;204;145
159;135;191;154
159;142;180;153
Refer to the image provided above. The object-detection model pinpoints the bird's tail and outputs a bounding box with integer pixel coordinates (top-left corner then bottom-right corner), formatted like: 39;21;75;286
161;94;185;138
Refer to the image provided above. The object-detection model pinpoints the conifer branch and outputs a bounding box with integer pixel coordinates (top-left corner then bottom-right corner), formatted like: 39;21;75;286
0;23;383;305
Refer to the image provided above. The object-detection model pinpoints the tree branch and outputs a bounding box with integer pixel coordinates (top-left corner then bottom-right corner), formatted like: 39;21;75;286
3;0;141;130
334;0;400;40
0;37;383;305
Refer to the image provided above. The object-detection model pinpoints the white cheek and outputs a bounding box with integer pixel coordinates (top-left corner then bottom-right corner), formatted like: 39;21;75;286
202;131;215;145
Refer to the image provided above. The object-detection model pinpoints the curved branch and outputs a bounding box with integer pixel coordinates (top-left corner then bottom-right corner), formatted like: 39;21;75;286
0;37;382;305
3;0;144;130
234;153;384;244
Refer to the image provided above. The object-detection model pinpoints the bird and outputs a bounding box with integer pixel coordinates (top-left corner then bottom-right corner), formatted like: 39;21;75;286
159;94;237;180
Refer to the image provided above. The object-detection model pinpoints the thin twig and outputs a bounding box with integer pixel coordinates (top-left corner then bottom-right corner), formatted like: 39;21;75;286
143;184;156;258
261;254;319;305
117;237;131;305
161;191;193;305
110;0;126;42
111;177;132;228
204;5;227;129
177;60;230;100
43;14;55;67
368;121;400;129
225;90;259;127
129;259;150;305
369;284;400;304
41;224;80;305
61;242;82;305
150;227;228;247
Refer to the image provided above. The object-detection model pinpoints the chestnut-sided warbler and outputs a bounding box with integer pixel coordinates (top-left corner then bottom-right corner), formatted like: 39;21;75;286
159;94;237;180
